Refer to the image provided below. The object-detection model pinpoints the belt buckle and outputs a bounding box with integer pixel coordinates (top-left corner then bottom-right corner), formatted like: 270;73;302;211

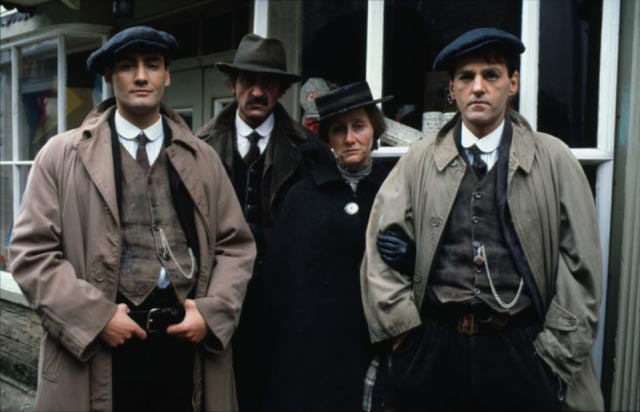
146;307;163;333
457;312;478;335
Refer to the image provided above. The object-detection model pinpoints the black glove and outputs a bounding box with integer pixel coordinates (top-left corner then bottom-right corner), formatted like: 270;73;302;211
376;230;416;275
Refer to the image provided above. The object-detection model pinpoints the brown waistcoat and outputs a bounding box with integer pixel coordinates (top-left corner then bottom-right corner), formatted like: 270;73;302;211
118;145;197;305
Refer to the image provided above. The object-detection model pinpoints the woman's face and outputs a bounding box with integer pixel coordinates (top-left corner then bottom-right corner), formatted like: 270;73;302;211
327;108;374;167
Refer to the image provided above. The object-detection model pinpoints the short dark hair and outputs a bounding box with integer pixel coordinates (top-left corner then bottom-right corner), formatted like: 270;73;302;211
446;47;519;78
225;70;293;93
318;104;387;149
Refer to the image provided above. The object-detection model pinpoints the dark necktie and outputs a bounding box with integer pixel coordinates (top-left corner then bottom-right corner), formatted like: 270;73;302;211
469;144;488;178
136;132;150;173
243;131;261;165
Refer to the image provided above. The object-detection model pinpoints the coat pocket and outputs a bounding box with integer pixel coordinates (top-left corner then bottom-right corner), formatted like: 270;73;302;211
41;334;63;382
545;300;579;332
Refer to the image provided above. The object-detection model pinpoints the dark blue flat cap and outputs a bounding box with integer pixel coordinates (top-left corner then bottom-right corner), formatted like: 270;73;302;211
87;26;178;75
433;27;525;71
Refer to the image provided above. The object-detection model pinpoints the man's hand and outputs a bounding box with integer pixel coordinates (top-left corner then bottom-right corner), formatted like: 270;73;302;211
377;230;416;275
167;299;208;343
100;303;147;348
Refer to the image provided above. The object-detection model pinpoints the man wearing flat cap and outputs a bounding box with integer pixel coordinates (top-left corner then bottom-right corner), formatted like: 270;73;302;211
9;25;256;411
362;27;603;410
195;33;331;411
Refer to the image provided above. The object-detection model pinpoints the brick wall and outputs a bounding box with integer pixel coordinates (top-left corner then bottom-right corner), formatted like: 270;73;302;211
0;299;41;387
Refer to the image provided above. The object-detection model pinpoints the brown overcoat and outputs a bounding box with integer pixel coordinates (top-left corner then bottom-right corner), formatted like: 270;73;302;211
361;111;604;410
9;98;256;411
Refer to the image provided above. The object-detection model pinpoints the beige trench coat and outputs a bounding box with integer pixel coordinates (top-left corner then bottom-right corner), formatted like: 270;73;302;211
361;111;603;410
9;99;256;411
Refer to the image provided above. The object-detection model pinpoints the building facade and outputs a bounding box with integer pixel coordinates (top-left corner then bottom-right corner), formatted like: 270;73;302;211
0;0;638;409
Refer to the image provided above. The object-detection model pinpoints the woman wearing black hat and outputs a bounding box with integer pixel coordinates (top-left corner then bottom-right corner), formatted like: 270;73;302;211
261;81;391;411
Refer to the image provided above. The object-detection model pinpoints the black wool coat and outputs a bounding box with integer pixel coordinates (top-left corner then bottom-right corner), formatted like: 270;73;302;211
262;161;388;411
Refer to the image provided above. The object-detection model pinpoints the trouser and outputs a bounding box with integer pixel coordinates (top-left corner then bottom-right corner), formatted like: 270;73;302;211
112;288;195;412
390;304;565;411
233;265;269;412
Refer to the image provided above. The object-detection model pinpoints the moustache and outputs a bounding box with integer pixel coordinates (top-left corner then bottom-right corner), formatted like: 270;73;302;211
246;96;269;107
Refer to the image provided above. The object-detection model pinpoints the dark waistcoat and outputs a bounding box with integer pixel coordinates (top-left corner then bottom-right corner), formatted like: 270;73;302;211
430;160;531;314
118;146;197;305
232;149;266;259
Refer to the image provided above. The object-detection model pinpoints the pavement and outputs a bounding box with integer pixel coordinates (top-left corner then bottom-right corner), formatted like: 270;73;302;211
0;374;35;412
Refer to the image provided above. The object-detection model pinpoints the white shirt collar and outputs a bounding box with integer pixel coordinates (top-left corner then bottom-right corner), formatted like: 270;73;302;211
115;110;163;142
461;119;504;153
235;110;275;138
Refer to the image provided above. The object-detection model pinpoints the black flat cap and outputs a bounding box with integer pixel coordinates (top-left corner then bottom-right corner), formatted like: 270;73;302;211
87;26;178;75
433;27;525;71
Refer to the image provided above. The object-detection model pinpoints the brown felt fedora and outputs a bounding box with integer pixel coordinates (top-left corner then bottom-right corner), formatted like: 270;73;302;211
216;33;301;83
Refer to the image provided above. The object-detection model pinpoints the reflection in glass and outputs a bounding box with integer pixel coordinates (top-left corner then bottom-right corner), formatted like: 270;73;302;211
1;50;12;162
302;0;367;85
382;0;522;135
65;35;104;130
19;39;58;161
538;0;602;148
0;166;13;271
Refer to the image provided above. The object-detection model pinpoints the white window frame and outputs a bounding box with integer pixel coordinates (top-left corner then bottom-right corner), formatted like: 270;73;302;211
365;0;618;379
0;24;111;304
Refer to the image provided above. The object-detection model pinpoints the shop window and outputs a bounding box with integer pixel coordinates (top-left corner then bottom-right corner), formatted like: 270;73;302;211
301;0;367;85
381;0;522;139
537;0;602;148
1;28;106;272
19;39;58;160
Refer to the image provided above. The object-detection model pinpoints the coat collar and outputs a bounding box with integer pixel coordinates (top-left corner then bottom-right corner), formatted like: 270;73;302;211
74;98;205;226
312;161;387;188
433;109;535;174
202;100;308;172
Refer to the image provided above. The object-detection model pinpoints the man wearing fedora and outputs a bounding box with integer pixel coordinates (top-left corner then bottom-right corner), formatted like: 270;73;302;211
362;28;603;410
195;33;331;410
9;26;255;411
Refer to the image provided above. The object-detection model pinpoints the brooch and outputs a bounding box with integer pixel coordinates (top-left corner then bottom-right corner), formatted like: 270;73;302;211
344;202;359;215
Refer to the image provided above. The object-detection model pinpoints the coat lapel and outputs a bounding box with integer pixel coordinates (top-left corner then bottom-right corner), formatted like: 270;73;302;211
76;105;120;226
164;115;212;235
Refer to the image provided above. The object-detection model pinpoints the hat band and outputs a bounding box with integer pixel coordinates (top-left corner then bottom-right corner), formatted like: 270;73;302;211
316;89;374;115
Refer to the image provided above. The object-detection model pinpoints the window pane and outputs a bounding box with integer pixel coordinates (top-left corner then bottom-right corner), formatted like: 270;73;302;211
19;39;58;161
538;0;602;148
0;166;13;271
65;35;104;130
382;0;522;139
302;0;367;84
1;50;12;162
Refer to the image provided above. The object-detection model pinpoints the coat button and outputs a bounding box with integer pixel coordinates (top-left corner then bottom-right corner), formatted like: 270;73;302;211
414;273;422;283
147;176;153;185
430;217;441;227
94;272;105;282
473;241;481;248
473;288;481;295
471;216;479;224
451;159;459;167
474;192;483;199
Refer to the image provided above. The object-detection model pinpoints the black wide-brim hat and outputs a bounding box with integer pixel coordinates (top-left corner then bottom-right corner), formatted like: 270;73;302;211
433;27;525;71
86;26;178;75
311;81;392;124
216;33;301;84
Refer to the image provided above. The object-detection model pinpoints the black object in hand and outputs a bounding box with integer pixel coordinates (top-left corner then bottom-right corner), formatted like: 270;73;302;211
376;230;416;275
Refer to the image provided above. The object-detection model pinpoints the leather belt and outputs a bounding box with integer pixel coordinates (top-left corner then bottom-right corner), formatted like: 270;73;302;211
129;306;185;333
424;303;537;336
